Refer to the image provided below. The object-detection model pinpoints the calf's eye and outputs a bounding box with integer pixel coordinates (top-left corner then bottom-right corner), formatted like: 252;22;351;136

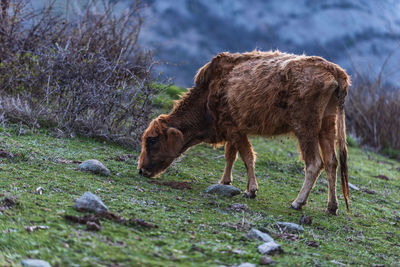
146;137;158;146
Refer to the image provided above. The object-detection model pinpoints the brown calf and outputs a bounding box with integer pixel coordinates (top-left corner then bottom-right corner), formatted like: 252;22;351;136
138;50;350;215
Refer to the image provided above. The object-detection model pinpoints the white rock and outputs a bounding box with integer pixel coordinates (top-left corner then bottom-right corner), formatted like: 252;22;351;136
330;260;346;266
247;228;274;242
205;184;241;197
276;222;304;233
237;263;256;267
257;241;282;255
74;192;109;213
21;259;51;267
79;159;110;176
348;182;360;191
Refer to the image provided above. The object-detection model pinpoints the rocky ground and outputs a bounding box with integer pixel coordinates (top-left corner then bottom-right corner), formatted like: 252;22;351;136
0;124;399;266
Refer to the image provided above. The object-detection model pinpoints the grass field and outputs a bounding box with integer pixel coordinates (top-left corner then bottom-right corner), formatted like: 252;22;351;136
0;124;399;266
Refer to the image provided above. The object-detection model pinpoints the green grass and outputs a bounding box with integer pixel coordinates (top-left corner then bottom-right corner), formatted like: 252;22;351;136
0;125;399;266
151;84;187;110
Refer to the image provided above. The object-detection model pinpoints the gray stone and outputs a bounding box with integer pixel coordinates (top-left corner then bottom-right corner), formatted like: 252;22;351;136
74;192;108;213
232;249;246;255
237;263;256;267
257;241;283;255
21;259;51;267
330;260;346;266
348;182;360;191
205;184;241;197
247;228;274;242
79;159;110;176
276;222;304;233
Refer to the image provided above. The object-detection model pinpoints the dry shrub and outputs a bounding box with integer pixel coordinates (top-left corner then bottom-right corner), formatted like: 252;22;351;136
0;0;159;148
346;73;400;154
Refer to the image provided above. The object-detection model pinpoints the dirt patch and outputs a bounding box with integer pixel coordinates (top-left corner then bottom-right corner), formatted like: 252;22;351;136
128;218;158;229
0;195;18;210
275;233;300;241
361;188;376;195
299;214;312;225
148;180;192;190
64;214;100;225
0;149;12;158
64;214;102;231
373;175;390;181
306;240;320;248
56;158;82;164
112;154;136;162
97;211;126;223
64;211;158;231
226;203;249;212
86;221;101;231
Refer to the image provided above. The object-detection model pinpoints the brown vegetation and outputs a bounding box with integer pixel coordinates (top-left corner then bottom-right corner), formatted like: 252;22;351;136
0;0;157;147
138;50;351;215
345;73;400;155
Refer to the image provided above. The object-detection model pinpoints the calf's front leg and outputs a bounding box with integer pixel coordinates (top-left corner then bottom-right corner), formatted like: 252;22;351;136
235;135;258;198
219;142;237;185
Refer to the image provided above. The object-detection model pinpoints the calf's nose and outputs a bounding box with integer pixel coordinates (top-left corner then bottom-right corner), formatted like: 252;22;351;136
138;168;143;175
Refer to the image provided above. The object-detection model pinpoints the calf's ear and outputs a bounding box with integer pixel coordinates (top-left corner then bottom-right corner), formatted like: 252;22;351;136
167;128;183;150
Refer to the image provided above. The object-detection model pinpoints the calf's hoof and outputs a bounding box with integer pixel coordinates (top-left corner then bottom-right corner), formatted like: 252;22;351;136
290;201;303;210
219;181;232;185
326;204;338;215
243;190;257;199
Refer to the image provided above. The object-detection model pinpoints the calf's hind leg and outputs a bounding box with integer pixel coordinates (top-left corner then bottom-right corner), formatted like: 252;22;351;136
219;142;238;185
291;135;323;210
319;115;339;215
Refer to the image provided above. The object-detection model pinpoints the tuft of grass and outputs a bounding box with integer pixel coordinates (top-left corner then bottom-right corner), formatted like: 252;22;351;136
0;124;399;266
346;134;359;148
152;84;187;111
381;147;400;160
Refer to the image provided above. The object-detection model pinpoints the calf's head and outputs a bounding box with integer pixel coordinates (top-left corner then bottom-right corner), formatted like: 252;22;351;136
137;116;184;177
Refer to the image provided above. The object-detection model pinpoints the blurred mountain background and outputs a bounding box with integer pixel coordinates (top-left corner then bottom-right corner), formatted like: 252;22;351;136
31;0;400;87
139;0;400;87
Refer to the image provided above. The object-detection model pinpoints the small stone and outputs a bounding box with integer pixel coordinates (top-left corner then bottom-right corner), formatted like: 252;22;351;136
25;225;49;233
299;214;312;225
79;159;110;176
237;263;256;267
21;259;51;267
276;222;304;233
330;260;345;266
35;186;44;195
348;183;359;191
205;184;241;197
74;192;109;214
232;249;246;255
260;256;274;265
247;228;274;242
257;241;282;255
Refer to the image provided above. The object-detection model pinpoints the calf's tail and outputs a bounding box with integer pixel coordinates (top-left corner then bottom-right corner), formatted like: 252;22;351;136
336;78;350;213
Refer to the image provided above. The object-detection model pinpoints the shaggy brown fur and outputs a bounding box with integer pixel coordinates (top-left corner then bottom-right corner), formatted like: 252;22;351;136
138;50;350;215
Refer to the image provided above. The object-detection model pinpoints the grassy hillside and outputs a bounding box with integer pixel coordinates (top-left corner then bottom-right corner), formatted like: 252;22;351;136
0;124;399;266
